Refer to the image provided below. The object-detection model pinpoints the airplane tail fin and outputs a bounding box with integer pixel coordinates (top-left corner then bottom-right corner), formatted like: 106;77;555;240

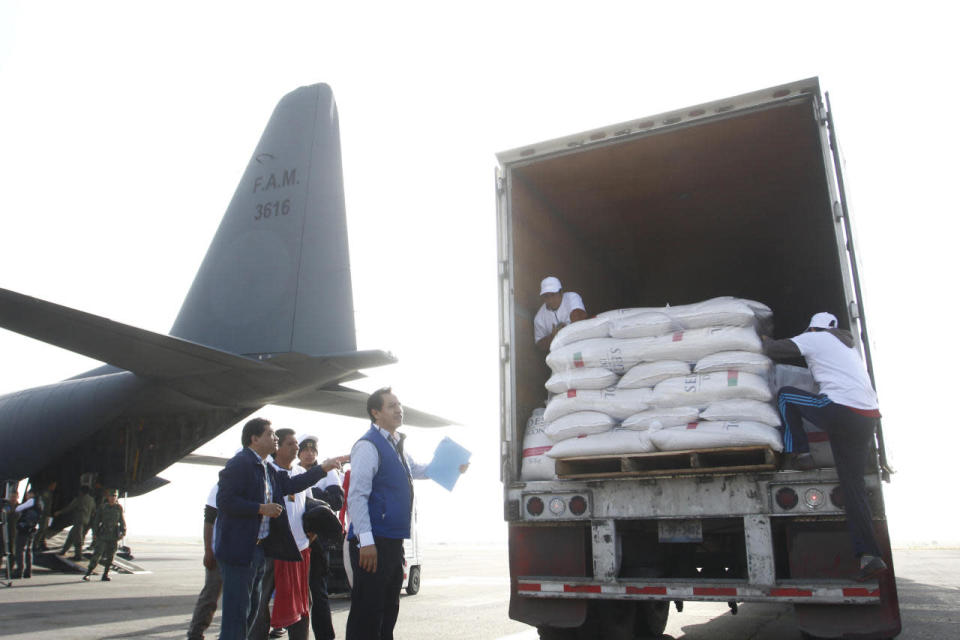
170;84;356;357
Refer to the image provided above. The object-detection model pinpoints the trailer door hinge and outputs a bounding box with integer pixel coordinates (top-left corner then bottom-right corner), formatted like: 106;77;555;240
500;344;510;363
848;300;860;320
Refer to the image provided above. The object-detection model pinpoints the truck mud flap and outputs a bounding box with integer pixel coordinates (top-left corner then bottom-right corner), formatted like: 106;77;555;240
509;596;587;629
509;523;590;627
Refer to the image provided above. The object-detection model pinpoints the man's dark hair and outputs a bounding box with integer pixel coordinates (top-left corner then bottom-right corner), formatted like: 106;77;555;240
275;428;296;447
367;386;393;420
242;417;272;447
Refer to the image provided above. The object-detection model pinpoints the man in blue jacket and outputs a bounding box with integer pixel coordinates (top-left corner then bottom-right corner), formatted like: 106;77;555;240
345;388;468;640
215;417;341;640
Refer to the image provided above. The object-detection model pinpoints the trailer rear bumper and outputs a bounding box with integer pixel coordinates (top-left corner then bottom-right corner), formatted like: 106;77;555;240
516;577;881;605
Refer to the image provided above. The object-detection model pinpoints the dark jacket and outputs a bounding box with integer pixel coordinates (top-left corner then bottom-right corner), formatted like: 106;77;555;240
215;447;326;565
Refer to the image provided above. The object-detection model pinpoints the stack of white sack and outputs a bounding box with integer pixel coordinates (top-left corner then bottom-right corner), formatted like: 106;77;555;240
520;409;556;481
541;296;783;458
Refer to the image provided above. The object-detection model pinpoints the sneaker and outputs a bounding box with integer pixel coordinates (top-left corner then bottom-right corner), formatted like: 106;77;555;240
101;574;111;582
82;573;91;582
269;628;287;638
856;556;888;582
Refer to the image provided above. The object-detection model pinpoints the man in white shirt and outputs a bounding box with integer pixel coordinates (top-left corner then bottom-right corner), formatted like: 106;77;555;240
297;434;343;640
763;311;887;582
187;482;221;640
534;276;587;352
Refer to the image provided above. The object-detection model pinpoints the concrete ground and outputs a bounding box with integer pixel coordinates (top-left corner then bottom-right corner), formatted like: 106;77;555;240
0;542;956;639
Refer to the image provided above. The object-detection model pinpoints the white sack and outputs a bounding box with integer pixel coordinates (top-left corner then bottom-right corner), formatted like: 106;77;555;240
609;311;673;339
544;388;654;423
695;351;772;376
547;428;655;458
546;368;620;394
550;317;611;351
544;411;616;443
634;326;762;363
520;409;556;481
670;299;757;330
546;338;640;374
618;361;692;389
700;399;781;427
621;407;700;431
596;306;663;321
650;421;784;452
652;371;773;408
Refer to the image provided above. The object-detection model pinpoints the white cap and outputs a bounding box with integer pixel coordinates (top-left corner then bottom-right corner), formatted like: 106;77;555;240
808;312;838;329
298;433;319;447
540;276;562;296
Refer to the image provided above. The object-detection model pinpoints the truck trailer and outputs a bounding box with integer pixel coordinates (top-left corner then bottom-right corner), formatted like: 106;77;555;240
496;78;899;639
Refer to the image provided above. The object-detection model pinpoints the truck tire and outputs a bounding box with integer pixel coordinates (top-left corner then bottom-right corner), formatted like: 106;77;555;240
405;565;421;595
634;601;669;638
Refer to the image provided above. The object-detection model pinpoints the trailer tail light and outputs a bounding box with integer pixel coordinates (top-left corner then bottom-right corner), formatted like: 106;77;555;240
569;495;588;516
526;496;544;516
775;487;799;510
804;488;825;509
548;497;566;516
830;486;845;509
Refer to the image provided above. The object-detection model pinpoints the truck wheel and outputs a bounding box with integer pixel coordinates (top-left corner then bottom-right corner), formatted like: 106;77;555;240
405;565;421;595
634;601;669;638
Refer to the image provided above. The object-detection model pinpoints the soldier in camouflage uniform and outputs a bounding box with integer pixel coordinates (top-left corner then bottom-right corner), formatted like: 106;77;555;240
82;489;126;582
56;485;96;560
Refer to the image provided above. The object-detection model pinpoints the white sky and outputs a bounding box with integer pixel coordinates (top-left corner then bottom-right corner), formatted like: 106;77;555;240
1;1;958;546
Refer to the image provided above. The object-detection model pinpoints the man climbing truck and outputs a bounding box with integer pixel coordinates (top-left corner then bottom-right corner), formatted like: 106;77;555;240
496;78;899;639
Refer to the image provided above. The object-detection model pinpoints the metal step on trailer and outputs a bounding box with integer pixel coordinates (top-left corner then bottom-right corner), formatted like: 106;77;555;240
554;446;779;480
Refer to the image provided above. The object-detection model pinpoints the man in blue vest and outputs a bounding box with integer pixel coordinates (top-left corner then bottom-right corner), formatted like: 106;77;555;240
345;387;467;640
215;417;341;640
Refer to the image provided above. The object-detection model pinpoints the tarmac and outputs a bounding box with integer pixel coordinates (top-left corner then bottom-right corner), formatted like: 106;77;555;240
0;540;957;639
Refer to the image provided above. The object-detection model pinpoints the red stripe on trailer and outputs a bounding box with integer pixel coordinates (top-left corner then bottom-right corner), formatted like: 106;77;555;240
565;584;602;593
770;587;813;597
693;587;738;596
626;586;667;595
517;583;541;592
843;587;880;598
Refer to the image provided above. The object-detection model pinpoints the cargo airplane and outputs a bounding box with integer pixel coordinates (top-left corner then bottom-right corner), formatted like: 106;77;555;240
0;84;448;506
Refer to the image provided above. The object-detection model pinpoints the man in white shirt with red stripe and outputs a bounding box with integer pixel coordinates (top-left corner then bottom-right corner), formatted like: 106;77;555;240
763;311;887;582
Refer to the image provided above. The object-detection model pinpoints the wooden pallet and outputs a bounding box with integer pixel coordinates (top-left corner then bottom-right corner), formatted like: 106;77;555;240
554;446;779;479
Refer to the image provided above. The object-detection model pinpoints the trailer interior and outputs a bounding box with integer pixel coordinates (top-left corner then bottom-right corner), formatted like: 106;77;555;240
505;91;853;448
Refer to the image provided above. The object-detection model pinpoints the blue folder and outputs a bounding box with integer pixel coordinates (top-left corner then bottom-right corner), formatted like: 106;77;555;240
425;437;472;491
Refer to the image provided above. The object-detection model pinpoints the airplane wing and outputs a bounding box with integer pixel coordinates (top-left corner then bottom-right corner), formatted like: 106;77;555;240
181;453;231;467
0;287;283;378
275;384;456;427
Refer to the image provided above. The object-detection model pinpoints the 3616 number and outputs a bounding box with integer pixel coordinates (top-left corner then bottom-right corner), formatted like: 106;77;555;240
255;199;291;220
